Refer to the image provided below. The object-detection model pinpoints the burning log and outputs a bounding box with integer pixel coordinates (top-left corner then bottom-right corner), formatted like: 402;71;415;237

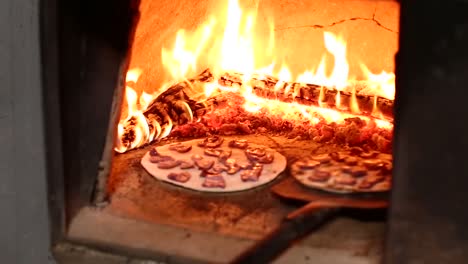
117;70;213;151
218;72;393;120
143;69;213;124
117;69;394;152
144;68;394;125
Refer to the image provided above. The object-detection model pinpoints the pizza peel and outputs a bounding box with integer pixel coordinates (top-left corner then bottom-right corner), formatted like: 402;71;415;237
230;176;389;264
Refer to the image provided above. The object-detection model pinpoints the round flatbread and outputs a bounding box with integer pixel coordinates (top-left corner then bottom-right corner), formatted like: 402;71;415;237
141;137;287;192
291;149;392;194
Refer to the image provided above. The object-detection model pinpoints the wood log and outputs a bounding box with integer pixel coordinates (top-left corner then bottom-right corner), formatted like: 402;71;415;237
218;72;394;120
119;70;214;149
143;69;213;123
142;68;394;132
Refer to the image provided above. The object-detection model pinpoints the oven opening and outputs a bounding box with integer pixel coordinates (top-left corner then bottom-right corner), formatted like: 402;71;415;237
71;0;400;262
115;0;396;154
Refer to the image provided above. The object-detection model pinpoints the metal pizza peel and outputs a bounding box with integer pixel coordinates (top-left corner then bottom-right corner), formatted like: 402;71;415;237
230;177;389;264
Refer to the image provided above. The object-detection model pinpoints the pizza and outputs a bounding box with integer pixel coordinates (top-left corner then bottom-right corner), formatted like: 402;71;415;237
291;148;392;194
141;136;287;192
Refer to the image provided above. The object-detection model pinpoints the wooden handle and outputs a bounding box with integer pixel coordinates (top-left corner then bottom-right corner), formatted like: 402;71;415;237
286;198;387;220
230;207;340;264
286;200;342;220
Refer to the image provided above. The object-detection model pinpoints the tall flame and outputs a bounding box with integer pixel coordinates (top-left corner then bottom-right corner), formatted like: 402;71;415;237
115;0;395;153
220;0;255;73
323;32;349;90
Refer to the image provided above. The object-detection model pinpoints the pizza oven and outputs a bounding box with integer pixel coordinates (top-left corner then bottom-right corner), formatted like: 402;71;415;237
40;0;468;263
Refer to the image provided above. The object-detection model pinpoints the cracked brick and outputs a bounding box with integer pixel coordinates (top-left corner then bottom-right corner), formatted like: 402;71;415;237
276;12;397;34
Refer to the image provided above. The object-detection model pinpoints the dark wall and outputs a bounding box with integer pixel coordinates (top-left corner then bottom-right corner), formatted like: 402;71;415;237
386;1;468;263
0;0;51;263
57;0;139;225
1;0;139;262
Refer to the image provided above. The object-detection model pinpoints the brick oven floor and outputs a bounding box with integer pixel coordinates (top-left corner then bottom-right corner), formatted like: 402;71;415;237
68;135;386;264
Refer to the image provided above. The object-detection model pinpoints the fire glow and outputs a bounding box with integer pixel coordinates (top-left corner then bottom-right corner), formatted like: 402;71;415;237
115;0;395;153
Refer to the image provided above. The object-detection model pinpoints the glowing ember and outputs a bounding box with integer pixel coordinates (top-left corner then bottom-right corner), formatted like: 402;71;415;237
115;0;396;153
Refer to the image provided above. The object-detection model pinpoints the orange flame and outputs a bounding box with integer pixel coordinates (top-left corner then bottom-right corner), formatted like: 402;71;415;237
360;64;396;100
115;0;395;152
115;68;153;153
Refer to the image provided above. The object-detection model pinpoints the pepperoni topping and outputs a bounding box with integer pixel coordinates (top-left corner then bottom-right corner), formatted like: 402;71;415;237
297;159;320;170
335;174;357;185
360;151;379;158
310;154;331;163
365;175;385;185
357;175;385;189
150;155;173;164
149;148;159;157
344;156;358;166
218;149;232;161
356;181;374;189
198;136;224;148
223;158;237;166
204;148;232;162
204;148;223;157
240;164;263;182
238;161;253;170
380;163;393;174
167;172;191;183
223;158;241;174
206;164;228;174
179;160;195;169
245;147;274;164
341;166;352;173
195;159;215;170
308;170;330;182
349;166;367;177
168;143;192;153
257;153;274;164
157;159;181;169
362;159;386;170
329;152;345;161
228;139;249;149
247;147;266;156
202;174;226;188
226;165;241;175
349;147;363;155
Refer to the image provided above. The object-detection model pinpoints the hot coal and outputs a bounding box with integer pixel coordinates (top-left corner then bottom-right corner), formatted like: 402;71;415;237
170;92;392;153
